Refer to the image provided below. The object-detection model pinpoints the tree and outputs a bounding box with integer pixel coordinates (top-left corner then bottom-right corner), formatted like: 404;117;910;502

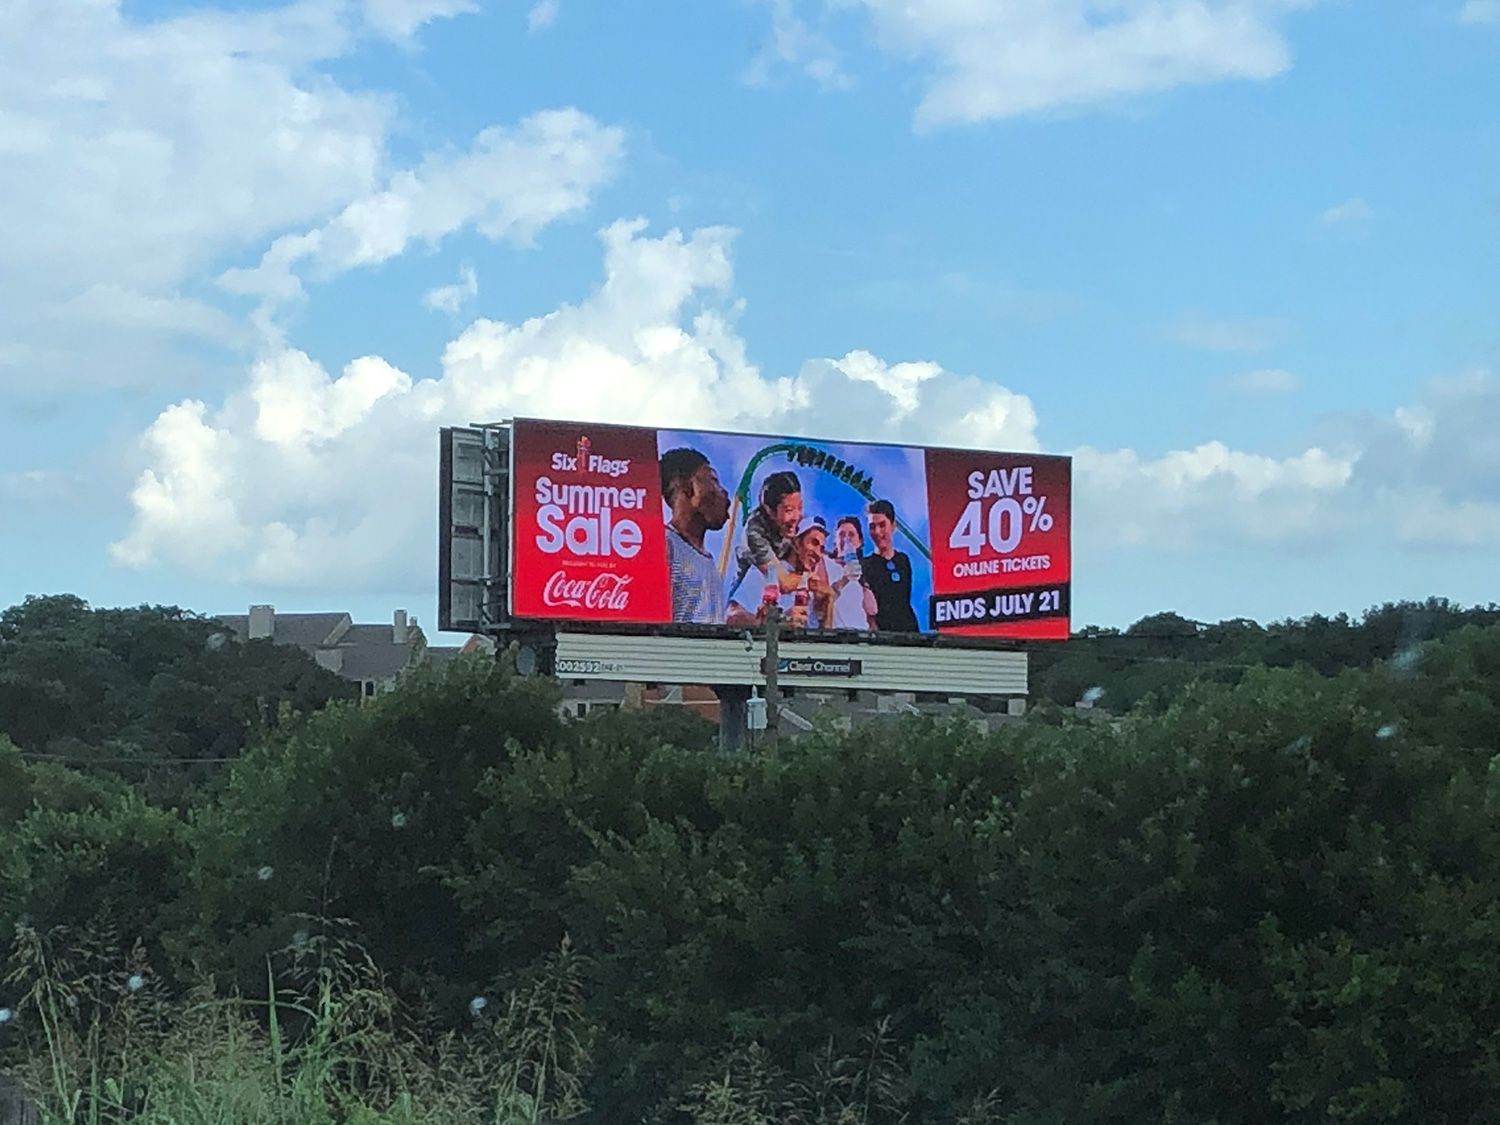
0;595;356;802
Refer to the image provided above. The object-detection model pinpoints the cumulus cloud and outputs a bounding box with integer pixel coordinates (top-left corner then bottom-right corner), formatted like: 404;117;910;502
424;264;480;314
527;0;560;33
111;220;1038;587
1459;1;1500;25
1223;368;1297;394
1077;369;1500;552
744;0;853;92
827;0;1317;128
0;0;603;392
1171;312;1286;353
1074;441;1354;550
112;218;1500;593
0;0;384;388
363;0;477;43
1322;196;1376;225
219;109;624;316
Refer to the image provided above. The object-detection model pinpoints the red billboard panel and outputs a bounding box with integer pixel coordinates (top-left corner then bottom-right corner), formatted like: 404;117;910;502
924;448;1071;640
511;419;673;623
508;418;1071;641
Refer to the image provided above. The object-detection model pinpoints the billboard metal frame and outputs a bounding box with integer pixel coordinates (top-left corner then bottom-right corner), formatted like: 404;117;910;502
442;418;1065;652
438;424;515;635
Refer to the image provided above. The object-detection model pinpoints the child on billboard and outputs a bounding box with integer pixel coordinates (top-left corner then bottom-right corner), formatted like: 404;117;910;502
728;470;805;604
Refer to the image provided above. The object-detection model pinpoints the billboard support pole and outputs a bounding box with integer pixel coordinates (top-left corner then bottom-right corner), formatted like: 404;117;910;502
764;606;782;755
716;685;748;753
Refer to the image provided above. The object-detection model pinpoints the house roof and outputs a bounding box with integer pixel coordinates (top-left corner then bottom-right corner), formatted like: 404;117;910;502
340;643;422;682
424;646;470;668
213;609;484;686
215;612;350;648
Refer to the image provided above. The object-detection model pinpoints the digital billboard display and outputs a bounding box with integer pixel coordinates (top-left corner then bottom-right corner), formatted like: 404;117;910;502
508;418;1071;641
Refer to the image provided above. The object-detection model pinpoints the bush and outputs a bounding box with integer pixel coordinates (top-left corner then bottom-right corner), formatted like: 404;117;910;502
9;618;1500;1123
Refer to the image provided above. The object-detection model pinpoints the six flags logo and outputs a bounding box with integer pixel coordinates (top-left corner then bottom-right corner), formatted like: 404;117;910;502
550;435;631;478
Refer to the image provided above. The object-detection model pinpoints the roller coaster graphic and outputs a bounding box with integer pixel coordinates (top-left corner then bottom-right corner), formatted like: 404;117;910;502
716;441;931;598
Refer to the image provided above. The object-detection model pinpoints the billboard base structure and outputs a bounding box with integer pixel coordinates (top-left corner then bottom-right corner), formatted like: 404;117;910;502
549;629;1027;696
551;629;1026;753
716;684;750;753
497;625;1028;752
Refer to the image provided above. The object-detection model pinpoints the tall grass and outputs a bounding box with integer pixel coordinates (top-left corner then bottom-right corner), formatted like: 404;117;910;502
1;925;966;1125
0;923;594;1125
672;1019;946;1125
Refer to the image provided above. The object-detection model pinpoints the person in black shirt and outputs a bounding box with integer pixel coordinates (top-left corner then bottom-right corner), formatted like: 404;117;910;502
860;498;919;632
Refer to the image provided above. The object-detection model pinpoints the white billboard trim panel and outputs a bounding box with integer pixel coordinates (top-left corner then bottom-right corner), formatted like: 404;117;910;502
552;632;1027;696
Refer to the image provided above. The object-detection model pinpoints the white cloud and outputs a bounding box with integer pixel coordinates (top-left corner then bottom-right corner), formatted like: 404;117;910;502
1171;313;1286;353
1075;441;1354;549
1078;369;1500;551
56;285;245;346
1223;368;1297;394
745;0;853;92
1459;1;1500;25
363;0;478;43
1322;196;1375;224
112;400;248;570
0;0;602;393
0;0;387;389
113;218;1500;592
527;0;560;33
112;220;1038;587
834;0;1317;129
424;264;480;314
220;109;624;316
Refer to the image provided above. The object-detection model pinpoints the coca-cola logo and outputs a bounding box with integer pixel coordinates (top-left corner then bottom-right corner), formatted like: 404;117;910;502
542;570;634;611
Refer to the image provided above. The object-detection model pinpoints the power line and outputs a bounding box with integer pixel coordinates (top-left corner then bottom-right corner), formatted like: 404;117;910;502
17;751;242;766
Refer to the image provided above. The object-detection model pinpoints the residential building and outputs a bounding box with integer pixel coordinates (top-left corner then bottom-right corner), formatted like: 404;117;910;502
215;604;466;699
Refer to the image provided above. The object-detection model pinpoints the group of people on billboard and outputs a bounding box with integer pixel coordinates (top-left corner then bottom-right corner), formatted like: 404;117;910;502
659;446;920;632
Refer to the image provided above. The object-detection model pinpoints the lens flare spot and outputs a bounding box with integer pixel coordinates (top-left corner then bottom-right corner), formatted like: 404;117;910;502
1390;647;1422;677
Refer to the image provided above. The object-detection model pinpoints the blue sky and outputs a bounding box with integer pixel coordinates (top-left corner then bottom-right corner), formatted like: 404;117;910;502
2;0;1498;638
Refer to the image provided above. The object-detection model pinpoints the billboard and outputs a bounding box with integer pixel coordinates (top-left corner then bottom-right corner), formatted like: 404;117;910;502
506;418;1071;641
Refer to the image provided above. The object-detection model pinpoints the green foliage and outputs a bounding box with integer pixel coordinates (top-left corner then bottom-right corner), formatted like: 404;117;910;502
0;924;592;1125
8;593;1500;1124
179;656;565;1001
0;735;31;825
1029;597;1500;711
0;766;189;954
0;594;356;802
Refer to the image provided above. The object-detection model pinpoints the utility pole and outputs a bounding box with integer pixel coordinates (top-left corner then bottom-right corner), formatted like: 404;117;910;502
763;603;782;755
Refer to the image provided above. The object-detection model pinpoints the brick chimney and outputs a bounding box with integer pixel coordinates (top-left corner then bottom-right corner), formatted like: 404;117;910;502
249;604;275;640
393;609;408;644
